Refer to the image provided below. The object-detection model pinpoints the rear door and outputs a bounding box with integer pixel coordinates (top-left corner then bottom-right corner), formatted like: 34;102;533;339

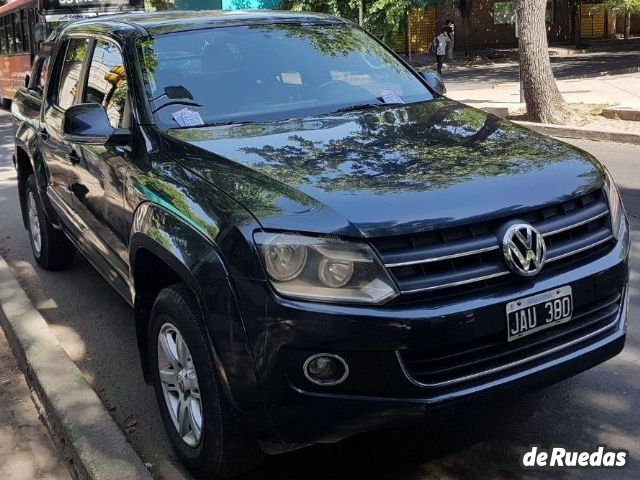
41;36;91;230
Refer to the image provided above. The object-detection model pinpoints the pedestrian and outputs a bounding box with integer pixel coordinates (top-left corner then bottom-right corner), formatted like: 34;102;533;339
434;27;451;75
444;19;455;61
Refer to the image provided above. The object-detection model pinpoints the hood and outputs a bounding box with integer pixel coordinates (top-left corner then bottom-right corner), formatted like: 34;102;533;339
166;99;604;237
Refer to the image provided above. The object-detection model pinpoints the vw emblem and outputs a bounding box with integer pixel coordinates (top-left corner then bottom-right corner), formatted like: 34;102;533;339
502;223;546;277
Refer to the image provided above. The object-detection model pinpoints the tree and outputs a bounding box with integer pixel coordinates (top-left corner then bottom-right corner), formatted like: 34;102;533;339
597;0;640;39
517;0;570;124
277;0;436;50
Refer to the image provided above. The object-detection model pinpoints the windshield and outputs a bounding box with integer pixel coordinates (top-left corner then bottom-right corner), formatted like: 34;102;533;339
139;23;434;128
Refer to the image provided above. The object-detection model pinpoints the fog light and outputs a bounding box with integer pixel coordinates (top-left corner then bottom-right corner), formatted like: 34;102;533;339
303;353;349;386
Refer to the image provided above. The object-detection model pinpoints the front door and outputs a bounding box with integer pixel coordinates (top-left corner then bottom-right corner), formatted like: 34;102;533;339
41;37;91;228
67;39;132;299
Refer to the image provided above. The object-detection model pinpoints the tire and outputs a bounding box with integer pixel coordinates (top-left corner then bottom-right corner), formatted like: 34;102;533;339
24;175;76;270
149;284;263;479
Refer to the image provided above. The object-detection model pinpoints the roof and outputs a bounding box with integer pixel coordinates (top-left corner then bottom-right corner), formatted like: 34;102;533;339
65;9;350;37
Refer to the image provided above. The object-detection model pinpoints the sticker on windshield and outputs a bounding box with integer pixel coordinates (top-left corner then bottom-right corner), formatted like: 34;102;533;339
171;108;204;127
379;88;404;104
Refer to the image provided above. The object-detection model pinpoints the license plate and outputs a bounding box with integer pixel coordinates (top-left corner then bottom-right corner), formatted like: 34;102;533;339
506;286;573;342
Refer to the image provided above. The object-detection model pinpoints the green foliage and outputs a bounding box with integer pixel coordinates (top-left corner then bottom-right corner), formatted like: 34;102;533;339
277;0;437;47
597;0;640;13
145;0;176;11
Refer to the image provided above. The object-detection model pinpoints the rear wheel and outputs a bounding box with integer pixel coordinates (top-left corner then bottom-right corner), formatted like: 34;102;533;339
25;175;76;270
149;284;263;479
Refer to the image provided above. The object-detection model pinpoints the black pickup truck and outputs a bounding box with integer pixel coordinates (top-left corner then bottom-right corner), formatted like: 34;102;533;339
11;11;630;479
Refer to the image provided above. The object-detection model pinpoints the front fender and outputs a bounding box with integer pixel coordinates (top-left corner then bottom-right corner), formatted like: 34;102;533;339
129;202;270;432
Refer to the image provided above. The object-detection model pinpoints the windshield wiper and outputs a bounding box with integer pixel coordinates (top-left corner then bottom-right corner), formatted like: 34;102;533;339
331;102;405;114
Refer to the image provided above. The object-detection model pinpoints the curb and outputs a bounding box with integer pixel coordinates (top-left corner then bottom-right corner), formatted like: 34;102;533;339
513;120;640;145
0;256;153;480
602;107;640;122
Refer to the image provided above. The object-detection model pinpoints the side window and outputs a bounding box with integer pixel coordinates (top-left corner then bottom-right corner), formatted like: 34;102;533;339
5;16;14;53
57;38;90;110
84;40;129;129
0;16;6;54
29;57;47;94
38;58;47;92
13;12;22;53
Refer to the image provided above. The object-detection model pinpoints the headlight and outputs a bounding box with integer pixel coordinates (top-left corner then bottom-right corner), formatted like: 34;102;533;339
603;169;625;240
254;232;399;305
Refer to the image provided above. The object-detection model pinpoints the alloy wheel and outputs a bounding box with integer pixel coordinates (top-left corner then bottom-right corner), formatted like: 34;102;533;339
27;191;41;255
157;322;203;447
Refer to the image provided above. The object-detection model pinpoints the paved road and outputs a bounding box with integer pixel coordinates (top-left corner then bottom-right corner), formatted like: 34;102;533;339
0;106;638;479
442;51;640;90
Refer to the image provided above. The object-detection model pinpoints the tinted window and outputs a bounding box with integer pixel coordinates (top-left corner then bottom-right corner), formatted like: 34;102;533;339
57;38;89;110
139;24;433;128
84;40;129;128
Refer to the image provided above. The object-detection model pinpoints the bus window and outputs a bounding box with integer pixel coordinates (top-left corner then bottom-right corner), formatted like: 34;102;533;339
0;17;6;54
20;10;30;54
5;16;13;53
57;38;89;110
13;12;22;53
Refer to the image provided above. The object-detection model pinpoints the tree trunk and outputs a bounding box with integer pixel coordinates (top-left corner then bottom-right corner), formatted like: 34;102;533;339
572;2;581;48
607;10;616;39
625;12;631;40
517;0;569;124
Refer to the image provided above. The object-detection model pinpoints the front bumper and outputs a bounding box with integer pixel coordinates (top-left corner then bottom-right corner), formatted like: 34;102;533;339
232;221;630;450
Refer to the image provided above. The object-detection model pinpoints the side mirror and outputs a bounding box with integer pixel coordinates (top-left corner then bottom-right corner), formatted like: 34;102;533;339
63;103;130;146
420;71;447;96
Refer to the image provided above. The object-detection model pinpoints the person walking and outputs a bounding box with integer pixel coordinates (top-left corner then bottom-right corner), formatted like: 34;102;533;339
434;28;451;75
444;19;455;61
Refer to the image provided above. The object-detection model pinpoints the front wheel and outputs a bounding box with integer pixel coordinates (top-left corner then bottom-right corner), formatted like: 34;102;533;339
149;284;263;479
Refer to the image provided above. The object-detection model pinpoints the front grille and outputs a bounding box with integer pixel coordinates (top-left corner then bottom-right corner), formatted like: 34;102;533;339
371;189;614;301
398;292;623;388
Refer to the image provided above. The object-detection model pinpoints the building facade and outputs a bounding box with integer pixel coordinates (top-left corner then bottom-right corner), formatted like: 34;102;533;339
405;0;639;52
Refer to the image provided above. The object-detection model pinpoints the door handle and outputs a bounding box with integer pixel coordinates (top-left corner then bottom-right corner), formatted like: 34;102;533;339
67;150;81;165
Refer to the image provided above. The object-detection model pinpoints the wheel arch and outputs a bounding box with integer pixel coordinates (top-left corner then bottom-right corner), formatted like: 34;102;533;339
129;202;264;421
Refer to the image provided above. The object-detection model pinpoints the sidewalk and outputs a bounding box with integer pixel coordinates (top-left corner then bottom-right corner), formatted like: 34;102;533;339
446;72;640;136
448;71;640;110
405;36;640;67
0;325;69;480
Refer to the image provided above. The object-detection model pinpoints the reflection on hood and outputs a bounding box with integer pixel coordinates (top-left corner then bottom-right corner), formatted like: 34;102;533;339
167;99;603;237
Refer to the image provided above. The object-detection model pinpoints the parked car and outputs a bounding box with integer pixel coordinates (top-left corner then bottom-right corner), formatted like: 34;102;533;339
11;10;629;478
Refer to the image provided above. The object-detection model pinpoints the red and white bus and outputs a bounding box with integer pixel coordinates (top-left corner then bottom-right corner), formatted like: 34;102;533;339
0;0;143;106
